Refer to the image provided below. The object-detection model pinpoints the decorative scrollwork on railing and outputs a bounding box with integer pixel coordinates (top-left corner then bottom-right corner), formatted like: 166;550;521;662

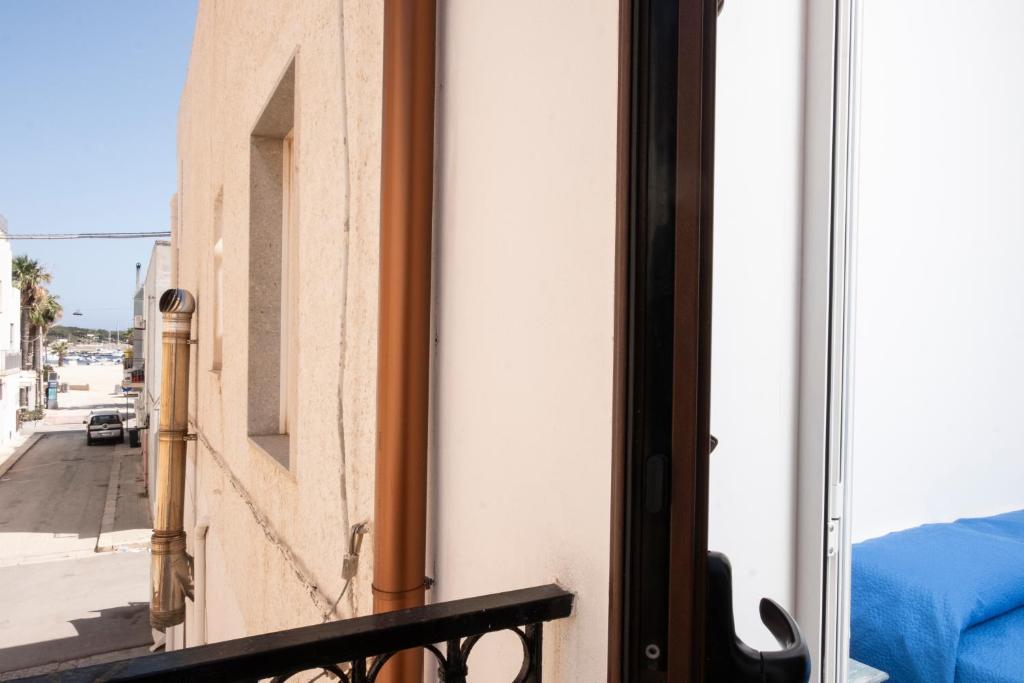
270;624;544;683
12;585;572;683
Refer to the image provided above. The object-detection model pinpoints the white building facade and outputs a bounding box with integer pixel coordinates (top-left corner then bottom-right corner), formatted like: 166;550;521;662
0;216;22;445
139;240;171;503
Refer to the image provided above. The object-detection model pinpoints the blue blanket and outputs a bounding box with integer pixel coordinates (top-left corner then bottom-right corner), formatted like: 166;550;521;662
851;509;1024;683
957;604;1024;683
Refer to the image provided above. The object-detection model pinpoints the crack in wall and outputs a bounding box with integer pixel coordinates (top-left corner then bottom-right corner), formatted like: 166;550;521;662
334;0;356;620
190;423;336;620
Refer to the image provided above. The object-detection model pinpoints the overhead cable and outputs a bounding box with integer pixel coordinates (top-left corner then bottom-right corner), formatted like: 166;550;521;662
0;232;171;240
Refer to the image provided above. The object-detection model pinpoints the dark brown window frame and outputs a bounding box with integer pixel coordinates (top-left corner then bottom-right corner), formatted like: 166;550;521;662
610;0;717;680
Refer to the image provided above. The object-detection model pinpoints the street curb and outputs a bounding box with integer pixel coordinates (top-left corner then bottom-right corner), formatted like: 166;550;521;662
96;450;123;553
96;447;151;554
0;433;45;481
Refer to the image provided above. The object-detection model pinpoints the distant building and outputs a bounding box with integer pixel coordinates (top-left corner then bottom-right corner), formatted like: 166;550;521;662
0;215;23;443
138;241;171;502
129;282;144;385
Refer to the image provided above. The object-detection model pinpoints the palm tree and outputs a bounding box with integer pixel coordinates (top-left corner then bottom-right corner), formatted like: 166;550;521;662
30;293;63;365
12;256;51;369
51;340;69;367
30;292;62;408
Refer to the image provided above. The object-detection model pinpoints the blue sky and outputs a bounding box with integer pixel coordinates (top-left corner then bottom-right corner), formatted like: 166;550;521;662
0;1;198;330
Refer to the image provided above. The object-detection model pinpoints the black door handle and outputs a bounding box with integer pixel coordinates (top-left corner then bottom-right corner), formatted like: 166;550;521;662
705;551;811;683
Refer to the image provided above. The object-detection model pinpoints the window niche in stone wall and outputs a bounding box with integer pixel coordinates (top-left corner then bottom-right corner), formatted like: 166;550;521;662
247;58;298;469
211;188;224;373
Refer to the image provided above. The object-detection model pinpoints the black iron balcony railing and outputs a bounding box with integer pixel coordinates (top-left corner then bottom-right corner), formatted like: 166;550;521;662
15;584;573;683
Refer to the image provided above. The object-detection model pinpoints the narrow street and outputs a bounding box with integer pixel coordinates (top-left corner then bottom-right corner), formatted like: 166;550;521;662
0;371;153;679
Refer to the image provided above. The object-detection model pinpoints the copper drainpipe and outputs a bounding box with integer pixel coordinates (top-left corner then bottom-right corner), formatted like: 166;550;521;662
150;288;196;630
373;0;436;680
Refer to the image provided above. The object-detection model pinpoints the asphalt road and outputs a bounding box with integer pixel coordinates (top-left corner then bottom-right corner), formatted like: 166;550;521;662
0;433;115;565
0;403;153;676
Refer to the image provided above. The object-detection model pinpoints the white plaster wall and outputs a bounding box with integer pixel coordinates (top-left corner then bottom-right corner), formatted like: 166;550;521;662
708;0;806;651
0;224;19;445
430;2;619;679
851;0;1024;542
0;284;19;444
142;241;171;504
174;0;382;644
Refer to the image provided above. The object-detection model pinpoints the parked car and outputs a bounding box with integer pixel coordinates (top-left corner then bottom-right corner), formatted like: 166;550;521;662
84;410;124;445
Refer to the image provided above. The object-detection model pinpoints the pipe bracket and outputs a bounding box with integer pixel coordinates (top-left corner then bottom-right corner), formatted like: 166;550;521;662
159;431;197;442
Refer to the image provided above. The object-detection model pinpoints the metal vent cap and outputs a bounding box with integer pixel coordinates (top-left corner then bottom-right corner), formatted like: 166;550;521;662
159;288;196;314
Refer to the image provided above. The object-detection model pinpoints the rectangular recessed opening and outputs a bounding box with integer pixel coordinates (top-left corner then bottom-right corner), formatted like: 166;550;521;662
247;59;297;469
212;188;224;372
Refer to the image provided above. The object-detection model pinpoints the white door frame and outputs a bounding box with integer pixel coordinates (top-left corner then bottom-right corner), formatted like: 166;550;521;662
795;0;861;681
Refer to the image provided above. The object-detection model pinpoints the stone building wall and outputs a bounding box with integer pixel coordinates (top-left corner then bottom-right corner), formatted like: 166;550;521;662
173;0;382;644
